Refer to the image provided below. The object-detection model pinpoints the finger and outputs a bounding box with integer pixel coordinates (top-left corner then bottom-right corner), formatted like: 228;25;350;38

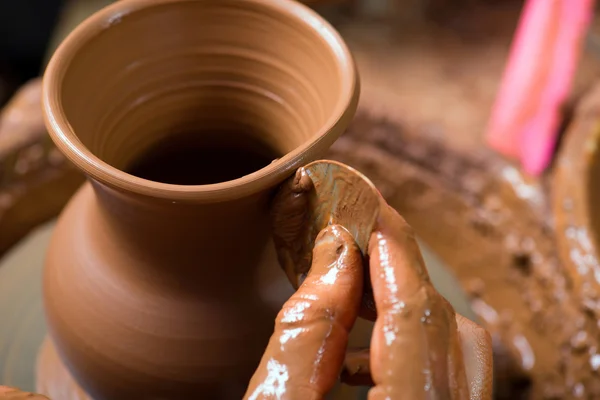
341;348;374;386
340;314;489;394
244;225;363;400
368;205;431;307
455;314;494;400
367;205;455;400
342;308;492;396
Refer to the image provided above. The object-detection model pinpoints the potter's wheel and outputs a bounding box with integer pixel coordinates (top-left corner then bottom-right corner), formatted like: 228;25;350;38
0;219;474;398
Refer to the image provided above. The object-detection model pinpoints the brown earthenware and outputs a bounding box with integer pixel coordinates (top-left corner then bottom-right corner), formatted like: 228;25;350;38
39;0;358;398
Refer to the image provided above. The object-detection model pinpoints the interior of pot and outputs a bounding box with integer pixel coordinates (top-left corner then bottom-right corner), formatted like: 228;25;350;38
53;0;352;185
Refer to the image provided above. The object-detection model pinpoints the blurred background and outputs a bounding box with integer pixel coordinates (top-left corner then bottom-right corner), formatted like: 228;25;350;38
0;0;111;106
0;0;529;107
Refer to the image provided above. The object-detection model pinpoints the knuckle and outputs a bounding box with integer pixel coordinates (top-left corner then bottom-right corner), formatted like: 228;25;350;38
275;294;335;331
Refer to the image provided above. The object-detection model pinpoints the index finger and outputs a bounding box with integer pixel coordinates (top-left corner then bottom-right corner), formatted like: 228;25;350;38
245;225;363;400
369;205;431;307
367;205;460;399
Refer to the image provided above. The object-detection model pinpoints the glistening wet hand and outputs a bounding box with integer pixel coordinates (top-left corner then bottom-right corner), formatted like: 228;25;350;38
250;202;493;399
244;225;363;399
349;205;494;399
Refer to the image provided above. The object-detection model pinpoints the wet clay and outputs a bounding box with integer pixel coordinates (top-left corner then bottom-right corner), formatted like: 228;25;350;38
38;0;358;398
365;205;492;399
245;225;364;399
271;160;381;319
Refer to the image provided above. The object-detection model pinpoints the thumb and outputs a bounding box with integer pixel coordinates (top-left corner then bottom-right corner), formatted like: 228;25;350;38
244;225;363;399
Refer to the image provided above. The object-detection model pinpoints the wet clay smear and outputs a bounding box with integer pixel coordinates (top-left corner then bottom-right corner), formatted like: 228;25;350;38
326;111;600;399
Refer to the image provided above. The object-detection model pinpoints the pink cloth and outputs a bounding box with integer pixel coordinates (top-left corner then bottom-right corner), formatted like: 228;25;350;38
485;0;594;175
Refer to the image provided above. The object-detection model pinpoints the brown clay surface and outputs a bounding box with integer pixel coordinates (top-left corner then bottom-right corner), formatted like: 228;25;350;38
43;0;357;200
39;0;358;399
245;224;365;399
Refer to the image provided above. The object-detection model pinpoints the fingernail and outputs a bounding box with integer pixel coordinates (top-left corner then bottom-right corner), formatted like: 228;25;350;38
310;225;349;276
292;168;313;193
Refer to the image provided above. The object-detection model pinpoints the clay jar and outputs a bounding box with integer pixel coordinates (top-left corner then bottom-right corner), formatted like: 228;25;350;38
40;0;358;398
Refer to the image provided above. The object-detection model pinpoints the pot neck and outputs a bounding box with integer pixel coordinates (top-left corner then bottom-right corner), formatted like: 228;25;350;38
90;179;273;286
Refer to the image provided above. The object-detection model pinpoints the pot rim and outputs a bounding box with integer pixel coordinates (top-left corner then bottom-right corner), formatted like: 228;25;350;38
42;0;359;202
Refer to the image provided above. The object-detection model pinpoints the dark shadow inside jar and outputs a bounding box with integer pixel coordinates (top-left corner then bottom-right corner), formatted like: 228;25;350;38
126;128;281;185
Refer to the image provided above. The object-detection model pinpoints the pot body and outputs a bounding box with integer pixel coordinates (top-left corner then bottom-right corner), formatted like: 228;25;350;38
40;0;358;398
44;181;280;399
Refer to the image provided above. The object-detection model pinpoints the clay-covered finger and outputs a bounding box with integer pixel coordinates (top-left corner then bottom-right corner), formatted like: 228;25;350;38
455;314;494;400
367;205;457;399
340;314;488;397
244;225;363;399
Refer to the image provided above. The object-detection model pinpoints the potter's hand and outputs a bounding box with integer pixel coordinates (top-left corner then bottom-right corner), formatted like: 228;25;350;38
344;205;493;399
248;203;493;399
245;225;364;399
